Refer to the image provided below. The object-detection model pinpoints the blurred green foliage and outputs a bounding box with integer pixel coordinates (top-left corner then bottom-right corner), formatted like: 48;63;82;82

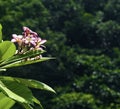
0;0;120;109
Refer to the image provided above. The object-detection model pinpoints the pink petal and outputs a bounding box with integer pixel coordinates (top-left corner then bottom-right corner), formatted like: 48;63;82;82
25;40;29;44
31;31;38;36
12;34;23;39
40;40;47;45
31;41;36;46
37;37;42;42
12;34;18;38
17;35;23;39
23;27;29;31
11;39;16;42
23;27;38;37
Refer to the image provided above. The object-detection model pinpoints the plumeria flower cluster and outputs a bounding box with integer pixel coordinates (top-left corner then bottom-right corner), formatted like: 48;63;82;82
11;27;46;59
11;27;46;53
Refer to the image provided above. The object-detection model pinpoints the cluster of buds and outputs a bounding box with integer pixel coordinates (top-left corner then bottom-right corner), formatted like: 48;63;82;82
11;27;46;54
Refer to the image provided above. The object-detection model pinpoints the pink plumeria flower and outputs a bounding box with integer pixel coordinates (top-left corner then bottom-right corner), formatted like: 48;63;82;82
35;37;47;50
23;36;36;46
37;37;47;45
23;26;38;37
11;26;47;56
11;34;23;46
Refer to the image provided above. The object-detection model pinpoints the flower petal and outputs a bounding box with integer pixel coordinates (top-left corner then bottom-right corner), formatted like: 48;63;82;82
11;39;16;42
40;40;47;45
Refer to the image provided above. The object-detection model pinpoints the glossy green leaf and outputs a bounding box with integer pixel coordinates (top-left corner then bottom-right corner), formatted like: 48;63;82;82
0;68;6;72
0;76;56;93
1;50;45;66
21;103;33;109
0;92;15;109
32;97;43;109
0;24;2;43
1;57;53;69
0;41;16;61
0;80;34;104
21;98;43;109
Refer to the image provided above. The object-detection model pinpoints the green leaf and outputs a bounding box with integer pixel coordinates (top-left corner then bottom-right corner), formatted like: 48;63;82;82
21;103;33;109
0;41;16;61
1;57;53;69
0;76;56;93
21;97;43;109
0;68;6;71
1;50;45;66
0;80;34;104
32;97;43;109
0;92;15;109
0;24;2;43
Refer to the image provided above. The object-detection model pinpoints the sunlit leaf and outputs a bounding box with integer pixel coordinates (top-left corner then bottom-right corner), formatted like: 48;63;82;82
0;41;16;62
1;57;53;69
0;80;33;104
0;92;15;109
1;50;45;66
0;76;56;93
0;68;6;72
21;98;43;109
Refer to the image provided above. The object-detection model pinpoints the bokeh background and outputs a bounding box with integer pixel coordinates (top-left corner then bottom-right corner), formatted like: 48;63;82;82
1;0;120;109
